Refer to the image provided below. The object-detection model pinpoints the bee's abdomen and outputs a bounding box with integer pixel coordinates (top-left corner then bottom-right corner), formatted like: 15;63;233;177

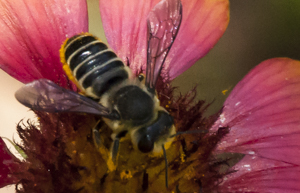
60;33;128;98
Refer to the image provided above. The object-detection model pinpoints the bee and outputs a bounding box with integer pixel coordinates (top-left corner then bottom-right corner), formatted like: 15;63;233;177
15;0;182;186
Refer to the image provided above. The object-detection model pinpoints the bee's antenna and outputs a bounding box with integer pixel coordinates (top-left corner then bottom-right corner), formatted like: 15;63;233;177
162;145;168;188
169;130;208;138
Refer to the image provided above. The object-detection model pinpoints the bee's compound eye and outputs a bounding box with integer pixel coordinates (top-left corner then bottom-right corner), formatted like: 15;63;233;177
138;134;154;153
138;74;145;82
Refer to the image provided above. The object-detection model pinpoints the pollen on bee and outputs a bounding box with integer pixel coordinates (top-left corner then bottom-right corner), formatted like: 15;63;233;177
96;145;116;172
62;64;82;89
106;158;117;172
59;35;85;93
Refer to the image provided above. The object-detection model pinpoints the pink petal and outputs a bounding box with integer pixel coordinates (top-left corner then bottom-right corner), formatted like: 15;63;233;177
0;138;21;188
100;0;229;79
212;58;300;165
0;0;88;89
219;155;300;193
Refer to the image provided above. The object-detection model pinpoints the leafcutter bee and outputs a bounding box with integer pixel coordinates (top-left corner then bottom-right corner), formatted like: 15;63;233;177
15;0;182;187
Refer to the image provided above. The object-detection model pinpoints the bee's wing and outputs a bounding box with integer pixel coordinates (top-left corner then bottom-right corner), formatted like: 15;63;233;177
15;79;112;117
145;0;182;91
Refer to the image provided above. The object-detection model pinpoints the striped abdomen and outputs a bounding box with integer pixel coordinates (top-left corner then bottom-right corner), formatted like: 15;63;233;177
60;33;129;98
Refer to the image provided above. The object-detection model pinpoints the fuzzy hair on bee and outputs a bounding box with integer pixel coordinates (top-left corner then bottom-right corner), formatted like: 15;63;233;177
15;0;182;188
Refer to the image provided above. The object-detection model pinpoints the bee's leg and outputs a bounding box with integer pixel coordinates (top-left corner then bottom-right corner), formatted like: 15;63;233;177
162;145;169;188
142;170;149;191
92;120;105;148
92;121;116;172
92;129;101;147
111;130;128;164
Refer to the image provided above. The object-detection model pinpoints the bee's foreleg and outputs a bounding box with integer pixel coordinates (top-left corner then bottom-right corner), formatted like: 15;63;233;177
92;121;116;172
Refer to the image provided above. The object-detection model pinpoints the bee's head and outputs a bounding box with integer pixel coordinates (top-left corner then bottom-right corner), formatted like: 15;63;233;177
135;111;175;153
112;85;154;126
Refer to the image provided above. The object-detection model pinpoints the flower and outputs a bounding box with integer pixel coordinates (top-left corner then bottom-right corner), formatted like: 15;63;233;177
0;0;87;90
0;0;299;193
212;58;300;192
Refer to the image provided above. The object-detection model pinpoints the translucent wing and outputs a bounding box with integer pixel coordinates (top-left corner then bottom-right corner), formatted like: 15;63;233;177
15;79;112;118
146;0;182;91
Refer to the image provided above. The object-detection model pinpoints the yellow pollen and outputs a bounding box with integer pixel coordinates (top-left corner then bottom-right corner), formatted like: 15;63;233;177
164;140;173;150
222;89;228;95
120;170;133;180
96;145;116;172
106;158;117;172
222;86;232;95
180;152;186;162
59;32;103;94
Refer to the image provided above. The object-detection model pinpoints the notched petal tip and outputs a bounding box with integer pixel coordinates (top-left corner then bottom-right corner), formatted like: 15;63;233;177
0;0;88;89
213;58;300;165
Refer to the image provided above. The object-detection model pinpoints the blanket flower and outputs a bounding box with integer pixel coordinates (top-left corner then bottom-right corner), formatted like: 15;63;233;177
0;0;299;192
